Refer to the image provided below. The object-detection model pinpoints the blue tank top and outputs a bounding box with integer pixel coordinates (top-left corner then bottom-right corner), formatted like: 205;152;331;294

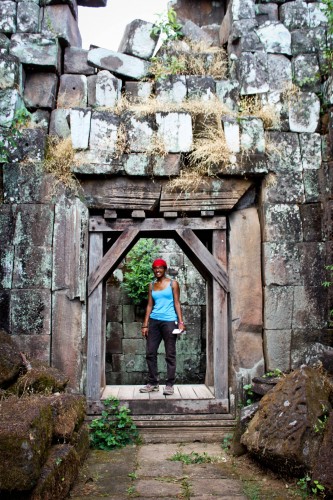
150;281;177;321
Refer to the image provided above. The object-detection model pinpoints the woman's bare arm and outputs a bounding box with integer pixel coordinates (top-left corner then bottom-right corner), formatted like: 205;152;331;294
141;283;153;337
172;281;185;331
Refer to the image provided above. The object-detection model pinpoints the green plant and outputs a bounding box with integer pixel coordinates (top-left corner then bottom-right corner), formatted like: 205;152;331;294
297;475;325;497
169;451;213;464
222;433;233;451
150;53;186;80
263;368;283;378
242;480;261;500
121;239;161;305
89;396;138;450
243;384;254;405
0;107;31;163
151;7;183;42
128;472;137;480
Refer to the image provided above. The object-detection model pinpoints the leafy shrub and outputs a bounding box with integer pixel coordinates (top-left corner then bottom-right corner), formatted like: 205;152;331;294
89;396;138;450
121;239;160;305
151;7;183;42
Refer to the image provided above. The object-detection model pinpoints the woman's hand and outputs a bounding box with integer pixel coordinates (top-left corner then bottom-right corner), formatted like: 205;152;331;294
141;326;148;338
178;321;186;332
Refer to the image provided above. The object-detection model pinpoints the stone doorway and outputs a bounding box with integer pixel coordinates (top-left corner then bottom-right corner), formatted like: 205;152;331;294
86;215;229;415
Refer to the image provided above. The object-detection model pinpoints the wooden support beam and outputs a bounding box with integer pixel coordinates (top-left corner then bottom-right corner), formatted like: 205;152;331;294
89;216;226;232
163;212;178;218
175;228;229;292
104;209;117;219
88;227;140;296
131;210;145;219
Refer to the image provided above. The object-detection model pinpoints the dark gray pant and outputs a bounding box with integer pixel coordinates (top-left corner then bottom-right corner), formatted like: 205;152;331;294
146;319;177;386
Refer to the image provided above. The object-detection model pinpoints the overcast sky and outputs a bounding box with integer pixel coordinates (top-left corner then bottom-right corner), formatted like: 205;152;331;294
78;0;169;51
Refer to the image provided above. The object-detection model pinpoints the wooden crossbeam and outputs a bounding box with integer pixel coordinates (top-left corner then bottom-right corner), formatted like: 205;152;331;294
88;227;140;296
175;228;229;292
89;216;226;232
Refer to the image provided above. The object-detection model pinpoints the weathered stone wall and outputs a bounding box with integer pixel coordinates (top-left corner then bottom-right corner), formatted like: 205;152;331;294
0;0;332;398
106;239;206;385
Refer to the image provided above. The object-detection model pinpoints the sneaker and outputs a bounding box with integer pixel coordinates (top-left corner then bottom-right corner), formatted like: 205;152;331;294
139;384;159;393
163;385;174;395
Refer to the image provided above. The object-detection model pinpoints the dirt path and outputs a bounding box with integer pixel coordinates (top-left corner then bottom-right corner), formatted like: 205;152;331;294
69;442;304;499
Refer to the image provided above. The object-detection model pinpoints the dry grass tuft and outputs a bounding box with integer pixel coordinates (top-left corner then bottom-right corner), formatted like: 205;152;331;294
167;169;210;193
239;95;280;129
114;123;129;158
145;131;168;157
281;82;302;103
43;136;79;192
265;172;277;188
188;123;230;171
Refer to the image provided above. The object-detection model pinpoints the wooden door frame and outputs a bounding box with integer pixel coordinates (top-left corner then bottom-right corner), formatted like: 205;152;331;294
86;216;229;414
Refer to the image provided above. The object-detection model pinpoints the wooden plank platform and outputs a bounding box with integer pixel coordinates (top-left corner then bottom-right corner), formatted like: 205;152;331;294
102;384;214;400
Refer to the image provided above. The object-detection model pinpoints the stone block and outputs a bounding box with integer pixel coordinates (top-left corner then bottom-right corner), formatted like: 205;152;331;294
118;19;157;60
262;170;305;203
51;292;84;391
58;74;87;108
29;109;50;131
10;34;60;71
41;5;82;48
0;88;23;128
303;169;320;202
291;27;326;56
300;203;323;241
64;47;95;74
17;1;40;33
72;155;124;175
255;3;278;25
24;72;58;109
12;245;52;288
308;2;328;28
127;114;155;153
52;197;88;301
123;305;135;322
43;0;78;19
106;304;122;322
156;112;192;153
232;0;256;21
123;322;141;339
289;92;320;133
182;304;201;325
0;54;19;90
0;329;22;386
89;110;119;155
265;131;301;172
262;203;303;242
156;75;187;104
0;397;53;490
13;204;54;247
182;19;216;45
122;338;146;355
0;290;10;331
70;108;91;149
264;329;291;371
240;117;265;153
186;76;216;101
229;209;263;363
292;285;327;329
3;162;47;204
280;1;309;30
11;289;51;335
290;329;333;369
0;33;10;54
263;242;301;286
2;127;46;165
299;242;326;287
88;48;150;80
299;132;321;169
215;79;239;112
0;1;16;34
122;353;146;372
0;246;13;289
267;54;292;91
11;334;50;363
125;81;153;102
238;31;264;53
95;70;121;108
152;154;180;177
255;21;291;55
264;285;294;329
238;51;269;95
106;322;123;355
87;74;97;106
49;108;71;138
223;117;240;153
292;54;321;92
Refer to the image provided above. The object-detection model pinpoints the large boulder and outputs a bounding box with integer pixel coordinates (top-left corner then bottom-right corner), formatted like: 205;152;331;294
241;366;333;475
0;329;23;387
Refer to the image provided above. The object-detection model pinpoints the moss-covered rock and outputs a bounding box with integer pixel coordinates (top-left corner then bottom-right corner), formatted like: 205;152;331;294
71;423;90;464
0;396;53;490
48;393;86;441
0;329;23;387
8;361;69;396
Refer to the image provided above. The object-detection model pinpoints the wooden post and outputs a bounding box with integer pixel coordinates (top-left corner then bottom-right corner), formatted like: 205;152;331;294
212;230;228;401
87;232;104;403
205;279;214;388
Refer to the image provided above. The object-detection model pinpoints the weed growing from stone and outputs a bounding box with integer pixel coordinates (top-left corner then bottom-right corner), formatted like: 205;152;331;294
0;107;31;163
243;384;254;406
169;451;214;464
263;368;283;378
43;136;79;193
145;131;168;157
222;433;233;451
297;475;325;497
151;7;183;42
89;396;139;450
239;95;280;129
188;122;229;171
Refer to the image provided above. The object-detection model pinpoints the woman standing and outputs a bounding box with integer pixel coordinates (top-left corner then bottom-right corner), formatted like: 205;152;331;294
140;259;185;396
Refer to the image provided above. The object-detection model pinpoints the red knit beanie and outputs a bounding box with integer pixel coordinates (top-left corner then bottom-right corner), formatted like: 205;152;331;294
152;259;167;269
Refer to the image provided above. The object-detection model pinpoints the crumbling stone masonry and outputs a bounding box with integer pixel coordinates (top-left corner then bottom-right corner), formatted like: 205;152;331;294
0;0;332;402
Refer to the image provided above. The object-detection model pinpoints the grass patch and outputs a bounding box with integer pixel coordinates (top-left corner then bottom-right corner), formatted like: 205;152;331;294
43;136;79;192
239;95;280;129
169;451;214;464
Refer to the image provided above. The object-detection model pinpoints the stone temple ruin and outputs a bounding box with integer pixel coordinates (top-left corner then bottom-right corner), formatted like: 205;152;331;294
0;0;332;433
